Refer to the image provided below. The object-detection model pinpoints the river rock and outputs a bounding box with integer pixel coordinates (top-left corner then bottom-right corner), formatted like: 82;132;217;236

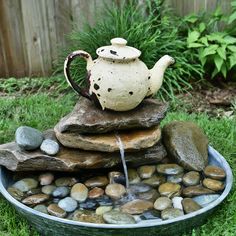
7;187;24;201
103;210;135;224
39;173;54;186
142;175;166;187
55;125;161;152
172;196;183;210
140;210;161;220
96;195;113;206
96;206;113;215
156;164;183;175
158;182;181;198
13;178;38;192
128;169;141;184
33;204;48;214
42;185;56;195
0;141;166;171
137;189;159;202
154;197;172;211
105;184;126;200
73;210;104;223
85;176;109;188
52;187;70;198
192;194;220;207
88;187;104;199
58;197;78;212
128;183;152;194
40;139;59;156
71;183;88;202
182;198;202;213
15;126;43;150
182;171;200;186
137;165;156;179
27;188;41;196
203;178;225;191
22;194;49;205
121;199;153;215
55;98;168;134
204;165;226;180
79;199;98;210
161;208;184;220
167;173;183;184
108;172;125;185
162;121;208;171
55;177;77;187
182;185;214;197
47;204;66;218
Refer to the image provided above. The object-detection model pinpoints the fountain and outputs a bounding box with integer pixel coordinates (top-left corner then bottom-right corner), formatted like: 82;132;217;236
0;38;233;236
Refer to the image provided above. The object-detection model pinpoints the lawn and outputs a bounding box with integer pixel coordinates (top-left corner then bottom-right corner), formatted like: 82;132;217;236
0;79;235;236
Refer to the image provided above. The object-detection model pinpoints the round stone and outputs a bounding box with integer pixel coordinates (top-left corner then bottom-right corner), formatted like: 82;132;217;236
96;206;113;215
22;194;49;205
47;204;66;218
73;210;104;223
15;126;43;150
105;184;126;200
42;185;57;195
58;197;78;212
108;171;126;185
154;197;172;211
79;199;98;210
161;208;184;220
192;194;220;207
103;210;135;224
88;187;104;199
142;175;166;187
121;199;153;215
27;188;41;196
172;196;183;210
182;198;202;213
158;182;181;198
140;209;161;220
33;204;48;214
203;178;225;191
39;173;54;185
71;183;88;202
182;171;200;186
96;195;113;206
182;185;214;197
7;187;24;201
52;186;70;198
156;164;184;175
13;178;38;192
204;165;226;180
167;173;183;184
55;177;77;187
137;165;156;179
128;169;141;184
40;139;60;156
137;189;159;202
128;183;152;194
84;176;109;188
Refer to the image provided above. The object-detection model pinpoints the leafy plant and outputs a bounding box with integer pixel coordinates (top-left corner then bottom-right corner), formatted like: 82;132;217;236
55;0;203;99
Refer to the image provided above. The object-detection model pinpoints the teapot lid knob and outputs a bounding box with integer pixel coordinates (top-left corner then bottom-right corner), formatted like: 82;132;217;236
111;38;127;46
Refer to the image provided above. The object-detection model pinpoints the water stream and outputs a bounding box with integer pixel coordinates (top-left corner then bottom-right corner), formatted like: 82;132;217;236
115;134;129;189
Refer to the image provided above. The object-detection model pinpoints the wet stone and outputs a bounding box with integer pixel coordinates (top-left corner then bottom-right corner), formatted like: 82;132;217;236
142;175;166;187
39;173;54;186
172;196;183;210
58;197;78;212
156;164;184;175
182;198;202;214
154;197;172;211
105;183;126;200
103;210;136;224
204;165;226;180
161;208;184;220
137;165;156;179
182;185;214;197
128;169;141;184
41;185;57;195
96;195;113;206
22;194;49;205
167;173;183;184
13;178;38;192
71;183;88;202
7;187;24;201
33;204;48;214
203;178;225;191
85;176;109;188
73;210;104;223
55;177;77;187
40;139;59;156
140;209;161;220
79;199;98;210
158;182;181;198
192;194;220;207
121;199;153;215
96;206;113;216
109;172;126;185
47;204;66;218
128;183;152;194
88;187;104;199
27;188;42;196
15;126;43;150
52;198;60;204
137;189;159;203
182;171;200;186
52;186;70;198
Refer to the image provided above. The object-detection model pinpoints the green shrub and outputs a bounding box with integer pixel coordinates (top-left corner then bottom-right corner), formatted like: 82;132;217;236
55;0;203;100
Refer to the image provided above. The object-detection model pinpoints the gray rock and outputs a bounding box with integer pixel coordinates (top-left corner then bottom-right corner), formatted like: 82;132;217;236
162;121;208;171
128;169;141;184
182;185;214;197
33;204;48;214
58;197;78;212
182;198;202;214
128;183;152;194
158;182;181;198
96;206;113;215
137;165;156;179
140;210;161;220
85;176;109;188
55;98;168;134
71;183;88;202
182;171;200;186
172;196;183;210
41;185;56;195
22;194;49;205
142;175;166;187
13;178;38;192
103;210;136;224
161;208;184;220
52;186;70;198
154;197;172;211
156;164;184;175
7;187;24;201
15;126;43;150
105;184;126;200
167;173;183;184
192;194;220;207
40;139;59;156
39;173;54;186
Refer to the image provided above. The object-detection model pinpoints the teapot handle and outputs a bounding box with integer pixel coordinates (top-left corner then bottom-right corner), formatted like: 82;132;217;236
64;50;93;99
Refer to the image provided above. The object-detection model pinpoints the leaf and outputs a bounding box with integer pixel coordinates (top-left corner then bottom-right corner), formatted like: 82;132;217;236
214;55;223;72
199;48;207;66
211;67;219;78
228;11;236;24
187;31;200;44
231;1;236;7
184;14;198;23
188;42;204;48
217;46;226;60
200;37;208;46
229;54;236;69
224;36;236;44
228;45;236;52
199;23;206;33
220;63;227;78
207;32;226;43
202;45;219;57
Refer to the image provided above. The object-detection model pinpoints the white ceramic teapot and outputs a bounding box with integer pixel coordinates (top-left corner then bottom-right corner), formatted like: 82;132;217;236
64;37;175;111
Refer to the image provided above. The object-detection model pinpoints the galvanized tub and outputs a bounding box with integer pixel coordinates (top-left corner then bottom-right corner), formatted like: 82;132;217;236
0;146;233;236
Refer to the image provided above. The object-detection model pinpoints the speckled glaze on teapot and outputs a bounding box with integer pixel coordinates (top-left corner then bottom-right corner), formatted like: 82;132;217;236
64;38;175;111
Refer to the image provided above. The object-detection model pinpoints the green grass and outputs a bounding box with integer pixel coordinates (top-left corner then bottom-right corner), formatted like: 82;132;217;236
0;91;235;235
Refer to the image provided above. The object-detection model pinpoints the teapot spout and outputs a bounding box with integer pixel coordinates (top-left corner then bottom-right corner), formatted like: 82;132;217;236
147;55;175;97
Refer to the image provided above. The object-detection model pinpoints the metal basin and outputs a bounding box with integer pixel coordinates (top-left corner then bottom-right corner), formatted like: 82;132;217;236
0;146;233;236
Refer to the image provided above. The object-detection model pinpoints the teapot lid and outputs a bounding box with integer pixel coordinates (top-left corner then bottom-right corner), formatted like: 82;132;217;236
96;38;141;60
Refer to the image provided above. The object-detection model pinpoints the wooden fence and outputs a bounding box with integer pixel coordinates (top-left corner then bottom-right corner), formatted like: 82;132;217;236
0;0;232;78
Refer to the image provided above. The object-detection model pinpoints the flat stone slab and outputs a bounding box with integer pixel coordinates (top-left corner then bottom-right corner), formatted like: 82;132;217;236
55;98;168;134
0;141;166;172
55;125;161;152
